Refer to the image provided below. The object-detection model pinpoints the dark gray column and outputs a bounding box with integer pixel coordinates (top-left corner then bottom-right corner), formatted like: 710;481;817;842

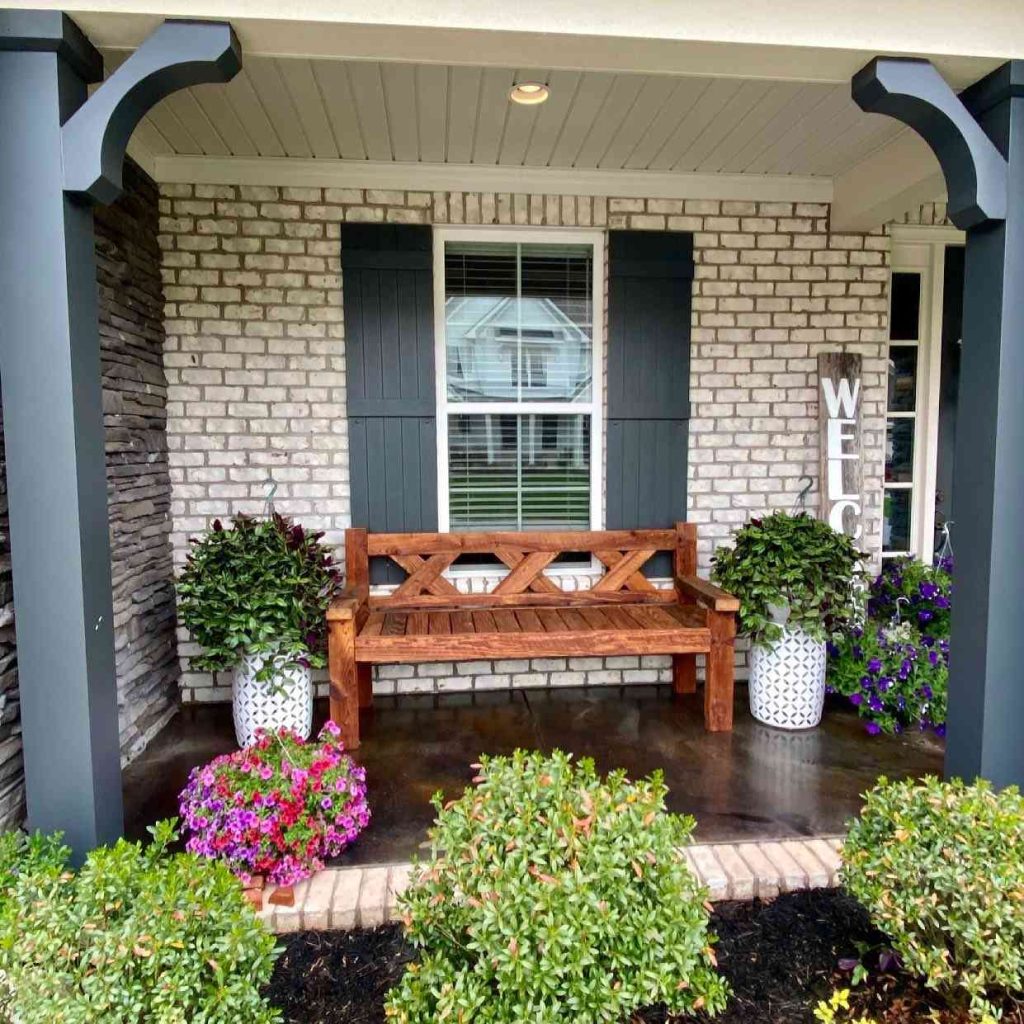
946;65;1024;787
853;59;1024;787
0;12;240;856
0;14;121;853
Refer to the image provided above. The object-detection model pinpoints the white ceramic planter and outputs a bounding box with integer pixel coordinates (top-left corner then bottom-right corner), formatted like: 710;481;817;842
232;651;313;748
749;627;827;730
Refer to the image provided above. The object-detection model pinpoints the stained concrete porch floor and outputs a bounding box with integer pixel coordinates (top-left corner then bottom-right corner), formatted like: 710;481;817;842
122;685;944;866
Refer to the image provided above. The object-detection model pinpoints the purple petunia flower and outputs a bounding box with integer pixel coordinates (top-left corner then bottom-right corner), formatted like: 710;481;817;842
866;722;882;735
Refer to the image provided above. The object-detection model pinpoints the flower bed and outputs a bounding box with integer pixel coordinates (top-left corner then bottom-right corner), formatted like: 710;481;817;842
269;889;1020;1024
180;722;370;887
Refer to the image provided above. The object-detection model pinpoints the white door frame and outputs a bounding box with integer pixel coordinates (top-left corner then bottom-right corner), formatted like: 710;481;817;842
887;224;965;560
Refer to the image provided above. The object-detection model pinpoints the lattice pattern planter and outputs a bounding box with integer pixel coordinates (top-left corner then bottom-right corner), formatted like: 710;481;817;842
749;628;826;730
233;652;313;747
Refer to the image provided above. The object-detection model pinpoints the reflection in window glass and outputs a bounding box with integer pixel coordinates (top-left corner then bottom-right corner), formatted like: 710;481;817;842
885;419;915;483
887;346;917;412
444;242;593;404
890;272;922;341
883;489;912;552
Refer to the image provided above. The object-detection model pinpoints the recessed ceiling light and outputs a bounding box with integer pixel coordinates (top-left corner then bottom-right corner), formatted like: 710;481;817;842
510;82;550;105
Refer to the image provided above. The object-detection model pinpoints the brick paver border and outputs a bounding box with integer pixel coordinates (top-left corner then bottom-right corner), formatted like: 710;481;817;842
257;836;844;934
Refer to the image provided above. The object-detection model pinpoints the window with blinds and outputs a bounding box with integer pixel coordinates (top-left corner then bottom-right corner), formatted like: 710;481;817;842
438;235;600;533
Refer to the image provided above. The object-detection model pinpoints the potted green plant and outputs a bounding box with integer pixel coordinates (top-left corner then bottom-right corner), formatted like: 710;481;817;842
711;511;861;729
176;514;340;746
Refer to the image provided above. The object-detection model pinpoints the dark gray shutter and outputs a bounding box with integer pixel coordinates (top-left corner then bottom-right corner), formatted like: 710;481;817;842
342;224;436;582
606;230;693;576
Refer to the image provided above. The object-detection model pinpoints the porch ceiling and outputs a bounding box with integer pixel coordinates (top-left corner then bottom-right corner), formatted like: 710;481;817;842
112;53;908;181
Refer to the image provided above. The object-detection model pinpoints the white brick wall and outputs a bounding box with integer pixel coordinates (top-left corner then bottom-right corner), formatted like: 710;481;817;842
158;185;890;703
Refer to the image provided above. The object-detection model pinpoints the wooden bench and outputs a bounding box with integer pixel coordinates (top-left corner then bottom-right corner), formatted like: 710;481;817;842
326;524;739;749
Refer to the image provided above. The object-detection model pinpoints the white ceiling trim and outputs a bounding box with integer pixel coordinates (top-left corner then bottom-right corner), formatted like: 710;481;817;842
150;154;835;203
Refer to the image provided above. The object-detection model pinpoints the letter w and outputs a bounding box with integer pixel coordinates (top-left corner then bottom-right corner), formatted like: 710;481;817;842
821;377;860;418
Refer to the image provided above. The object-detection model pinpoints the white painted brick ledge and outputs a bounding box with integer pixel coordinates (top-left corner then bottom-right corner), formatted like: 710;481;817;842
257;836;844;934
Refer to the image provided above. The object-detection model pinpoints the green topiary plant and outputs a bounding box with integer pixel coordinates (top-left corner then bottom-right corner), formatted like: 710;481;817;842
710;511;863;644
385;749;728;1024
842;776;1024;1021
176;513;340;677
0;819;281;1023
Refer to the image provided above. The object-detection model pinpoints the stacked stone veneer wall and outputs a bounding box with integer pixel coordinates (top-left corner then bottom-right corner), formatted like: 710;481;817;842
0;161;179;828
158;184;894;704
97;162;181;760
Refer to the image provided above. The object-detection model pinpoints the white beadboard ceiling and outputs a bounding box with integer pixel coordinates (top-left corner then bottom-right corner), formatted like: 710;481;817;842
113;53;903;179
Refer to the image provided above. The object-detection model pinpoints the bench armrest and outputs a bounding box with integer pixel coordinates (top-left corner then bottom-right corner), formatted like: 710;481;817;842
327;589;366;622
676;575;740;613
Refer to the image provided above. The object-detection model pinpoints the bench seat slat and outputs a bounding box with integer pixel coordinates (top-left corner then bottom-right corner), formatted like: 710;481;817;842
451;609;475;634
361;604;712;642
472;609;498;633
428;611;452;635
559;608;591;631
407;610;429;635
382;613;405;636
492;609;521;633
536;608;570;633
662;603;707;629
362;613;385;637
355;624;711;663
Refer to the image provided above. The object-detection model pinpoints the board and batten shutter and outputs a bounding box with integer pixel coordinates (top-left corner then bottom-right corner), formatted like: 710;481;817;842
342;224;436;583
606;230;693;577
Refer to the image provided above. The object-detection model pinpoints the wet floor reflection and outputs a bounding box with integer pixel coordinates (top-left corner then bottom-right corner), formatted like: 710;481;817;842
123;685;944;866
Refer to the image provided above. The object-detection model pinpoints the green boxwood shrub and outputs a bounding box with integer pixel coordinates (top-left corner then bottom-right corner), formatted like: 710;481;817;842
843;776;1024;1021
0;820;281;1023
385;750;728;1024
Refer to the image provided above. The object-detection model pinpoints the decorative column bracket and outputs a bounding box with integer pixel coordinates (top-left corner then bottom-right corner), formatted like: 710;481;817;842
62;19;241;204
852;57;1008;229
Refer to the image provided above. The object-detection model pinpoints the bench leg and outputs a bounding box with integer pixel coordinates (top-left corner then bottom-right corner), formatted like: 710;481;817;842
357;663;373;709
672;654;697;695
705;611;735;732
327;614;360;750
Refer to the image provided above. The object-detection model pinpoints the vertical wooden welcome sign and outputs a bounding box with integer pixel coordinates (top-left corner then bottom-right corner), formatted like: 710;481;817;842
818;352;863;539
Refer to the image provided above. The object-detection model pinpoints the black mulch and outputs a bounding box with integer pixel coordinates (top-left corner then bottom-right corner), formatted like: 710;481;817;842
266;888;887;1024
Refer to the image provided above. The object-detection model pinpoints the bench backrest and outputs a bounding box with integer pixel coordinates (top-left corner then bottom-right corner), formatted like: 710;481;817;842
345;525;697;610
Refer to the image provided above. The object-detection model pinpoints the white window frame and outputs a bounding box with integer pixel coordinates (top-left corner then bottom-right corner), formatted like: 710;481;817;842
433;225;606;538
886;225;965;560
